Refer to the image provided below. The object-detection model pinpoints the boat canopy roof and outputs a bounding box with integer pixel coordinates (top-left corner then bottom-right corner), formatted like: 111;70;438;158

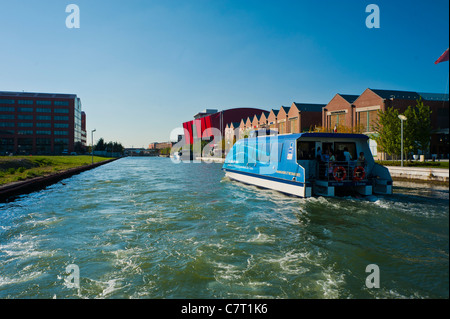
244;132;370;142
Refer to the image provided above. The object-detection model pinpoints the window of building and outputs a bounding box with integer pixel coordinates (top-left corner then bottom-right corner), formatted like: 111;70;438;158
0;122;15;127
0;114;14;119
36;131;51;135
358;110;378;132
289;117;298;134
54;123;69;128
0;137;14;153
54;138;69;144
438;107;449;129
0;99;15;105
54;131;68;135
18;100;33;105
0;106;15;112
54;101;69;106
278;122;285;134
54;116;69;121
329;112;346;129
18;107;33;112
36;138;51;145
36;100;52;105
36;115;51;120
36;108;51;113
18;115;33;120
18;123;33;127
17;138;33;153
36;122;51;128
18;130;34;135
54;108;69;113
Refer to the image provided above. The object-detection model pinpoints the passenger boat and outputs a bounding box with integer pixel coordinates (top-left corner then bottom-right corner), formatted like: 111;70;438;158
222;132;393;197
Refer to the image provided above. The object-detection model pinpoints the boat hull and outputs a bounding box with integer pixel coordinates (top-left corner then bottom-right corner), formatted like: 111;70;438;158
224;169;312;198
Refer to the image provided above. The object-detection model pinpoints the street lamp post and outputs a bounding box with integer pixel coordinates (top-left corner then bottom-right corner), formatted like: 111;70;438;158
91;129;96;164
398;115;407;167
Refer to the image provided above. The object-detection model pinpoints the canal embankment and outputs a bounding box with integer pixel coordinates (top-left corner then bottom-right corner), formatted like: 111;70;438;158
386;166;449;183
0;157;118;201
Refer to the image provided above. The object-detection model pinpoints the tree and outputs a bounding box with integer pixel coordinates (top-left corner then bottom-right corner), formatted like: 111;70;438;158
95;138;105;151
94;138;124;155
373;107;401;159
403;98;432;157
373;99;433;161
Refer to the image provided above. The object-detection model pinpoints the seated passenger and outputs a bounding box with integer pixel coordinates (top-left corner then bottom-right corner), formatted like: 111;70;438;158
357;152;366;167
321;149;330;162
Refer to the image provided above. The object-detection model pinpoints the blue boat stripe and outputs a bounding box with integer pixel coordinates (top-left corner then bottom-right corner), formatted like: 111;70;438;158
224;168;312;187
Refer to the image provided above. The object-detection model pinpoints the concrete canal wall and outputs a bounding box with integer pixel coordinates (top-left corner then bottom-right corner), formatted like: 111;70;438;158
386;166;449;183
0;158;118;202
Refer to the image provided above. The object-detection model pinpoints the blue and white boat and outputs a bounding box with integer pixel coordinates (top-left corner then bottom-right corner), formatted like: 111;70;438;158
222;132;393;197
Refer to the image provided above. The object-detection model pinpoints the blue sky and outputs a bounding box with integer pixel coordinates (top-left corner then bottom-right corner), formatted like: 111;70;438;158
0;0;448;147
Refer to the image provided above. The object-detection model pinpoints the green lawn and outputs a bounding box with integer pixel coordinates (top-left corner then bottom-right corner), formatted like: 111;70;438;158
0;155;114;186
376;160;449;169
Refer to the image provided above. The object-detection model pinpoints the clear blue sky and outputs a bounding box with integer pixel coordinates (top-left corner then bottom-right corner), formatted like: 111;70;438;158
0;0;448;147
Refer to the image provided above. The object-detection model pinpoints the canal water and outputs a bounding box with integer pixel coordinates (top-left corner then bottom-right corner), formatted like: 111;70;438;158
0;157;448;299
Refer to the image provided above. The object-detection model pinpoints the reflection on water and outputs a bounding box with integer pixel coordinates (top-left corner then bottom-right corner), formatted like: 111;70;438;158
0;157;448;298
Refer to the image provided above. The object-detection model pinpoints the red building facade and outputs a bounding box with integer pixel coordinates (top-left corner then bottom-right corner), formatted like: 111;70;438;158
0;91;86;155
182;108;267;145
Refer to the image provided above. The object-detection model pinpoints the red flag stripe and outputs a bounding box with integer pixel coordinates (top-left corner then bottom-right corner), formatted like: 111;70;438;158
435;48;449;64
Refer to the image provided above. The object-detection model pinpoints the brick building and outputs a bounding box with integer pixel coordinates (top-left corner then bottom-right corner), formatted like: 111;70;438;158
0;91;86;155
323;88;449;158
322;94;359;131
286;102;325;134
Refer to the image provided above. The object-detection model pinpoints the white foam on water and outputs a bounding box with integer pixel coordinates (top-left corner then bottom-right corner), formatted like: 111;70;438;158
248;228;276;244
265;250;314;275
213;261;246;282
0;270;44;288
316;266;346;299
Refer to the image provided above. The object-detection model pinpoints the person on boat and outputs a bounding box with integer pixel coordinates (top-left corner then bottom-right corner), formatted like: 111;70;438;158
357;152;366;167
316;147;322;161
321;149;330;162
328;151;336;178
329;150;336;162
343;147;352;162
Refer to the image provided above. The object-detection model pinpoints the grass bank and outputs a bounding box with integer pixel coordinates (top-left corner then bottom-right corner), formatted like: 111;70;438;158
376;160;449;169
0;156;114;186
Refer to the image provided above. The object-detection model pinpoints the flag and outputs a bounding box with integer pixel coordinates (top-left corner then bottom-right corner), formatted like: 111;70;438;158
434;48;449;64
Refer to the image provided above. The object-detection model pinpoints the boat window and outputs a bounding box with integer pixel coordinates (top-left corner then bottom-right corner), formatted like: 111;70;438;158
334;142;357;161
256;140;271;163
297;141;316;160
272;141;282;163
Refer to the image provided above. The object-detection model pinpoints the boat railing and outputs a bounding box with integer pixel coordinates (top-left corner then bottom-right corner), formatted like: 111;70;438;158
316;160;366;182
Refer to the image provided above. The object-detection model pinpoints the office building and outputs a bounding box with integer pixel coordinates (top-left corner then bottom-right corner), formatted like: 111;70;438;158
0;91;86;155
